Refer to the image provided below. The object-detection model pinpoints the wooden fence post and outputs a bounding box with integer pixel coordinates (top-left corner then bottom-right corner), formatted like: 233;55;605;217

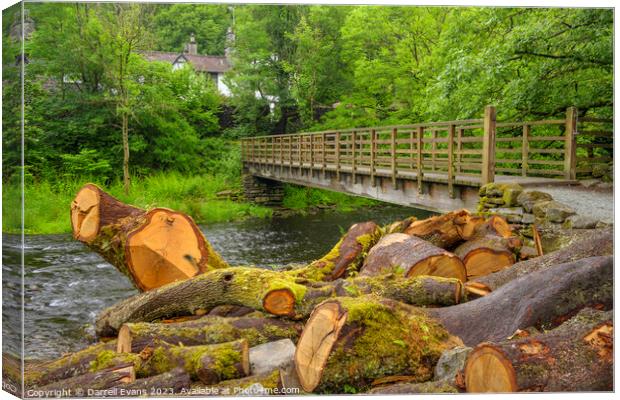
481;105;497;185
447;124;455;198
564;106;577;180
417;126;424;193
336;132;341;181
391;128;397;188
370;129;376;187
521;125;530;177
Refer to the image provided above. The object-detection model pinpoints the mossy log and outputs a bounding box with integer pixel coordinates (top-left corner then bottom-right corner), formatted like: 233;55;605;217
472;228;613;291
465;308;613;392
92;339;249;384
294;296;461;393
117;315;302;353
426;256;613;346
288;221;382;281
360;233;467;282
25;341;117;388
453;234;517;279
403;209;485;248
473;215;513;238
37;364;135;392
368;380;459;394
71;184;228;292
96;266;463;336
117;367;191;393
190;369;284;396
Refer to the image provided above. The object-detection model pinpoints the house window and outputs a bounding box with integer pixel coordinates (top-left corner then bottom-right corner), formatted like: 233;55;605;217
209;72;218;85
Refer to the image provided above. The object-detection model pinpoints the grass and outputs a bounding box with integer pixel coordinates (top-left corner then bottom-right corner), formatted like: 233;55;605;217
2;173;378;235
2;172;273;235
282;184;379;211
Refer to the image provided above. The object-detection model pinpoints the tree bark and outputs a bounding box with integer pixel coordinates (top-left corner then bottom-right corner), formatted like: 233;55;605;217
72;186;229;291
368;380;459;394
25;341;117;388
427;256;613;346
192;369;284;395
403;209;485;248
360;233;466;282
287;221;382;281
96;266;463;337
91;339;249;384
471;228;612;291
465;308;612;392
116;315;302;353
294;296;461;393
116;367;191;394
36;364;135;392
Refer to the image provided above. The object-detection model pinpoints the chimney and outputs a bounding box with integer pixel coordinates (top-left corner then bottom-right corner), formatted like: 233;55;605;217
225;27;235;60
186;33;197;55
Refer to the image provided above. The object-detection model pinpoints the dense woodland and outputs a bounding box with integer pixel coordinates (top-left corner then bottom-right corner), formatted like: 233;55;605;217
1;3;613;231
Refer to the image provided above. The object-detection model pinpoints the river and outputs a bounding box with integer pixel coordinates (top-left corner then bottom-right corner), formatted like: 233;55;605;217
2;205;432;360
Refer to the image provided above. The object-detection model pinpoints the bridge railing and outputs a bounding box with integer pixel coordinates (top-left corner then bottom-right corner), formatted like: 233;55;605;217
241;106;612;192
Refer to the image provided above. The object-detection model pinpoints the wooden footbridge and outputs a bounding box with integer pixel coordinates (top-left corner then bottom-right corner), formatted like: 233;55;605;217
241;106;612;212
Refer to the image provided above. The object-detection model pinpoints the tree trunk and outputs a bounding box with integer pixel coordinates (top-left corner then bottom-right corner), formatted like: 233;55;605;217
91;339;249;384
368;380;459;394
72;184;229;292
25;341;117;388
465;308;612;392
71;183;142;243
427;256;613;346
288;221;382;281
96;266;463;337
37;364;135;392
471;228;612;291
122;112;130;195
403;209;485;248
116;315;302;353
294;296;461;393
116;367;191;393
360;233;466;282
453;234;517;279
194;369;284;395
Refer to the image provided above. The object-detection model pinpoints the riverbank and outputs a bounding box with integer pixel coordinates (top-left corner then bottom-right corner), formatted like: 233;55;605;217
2;173;380;234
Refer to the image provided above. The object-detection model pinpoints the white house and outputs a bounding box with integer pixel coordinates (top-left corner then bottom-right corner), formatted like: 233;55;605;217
142;33;232;96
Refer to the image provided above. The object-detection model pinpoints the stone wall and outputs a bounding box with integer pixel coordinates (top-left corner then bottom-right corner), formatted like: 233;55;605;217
477;183;607;237
242;173;284;206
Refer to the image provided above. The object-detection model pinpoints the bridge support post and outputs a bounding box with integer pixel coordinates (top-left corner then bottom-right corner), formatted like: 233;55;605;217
242;170;284;206
564;106;577;180
481;105;497;185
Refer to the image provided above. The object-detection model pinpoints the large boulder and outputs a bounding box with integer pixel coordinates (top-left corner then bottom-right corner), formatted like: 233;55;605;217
434;346;472;383
249;339;296;375
517;190;553;213
533;200;576;223
564;215;599;229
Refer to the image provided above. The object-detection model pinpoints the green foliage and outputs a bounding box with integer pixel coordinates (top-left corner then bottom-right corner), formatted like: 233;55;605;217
282;184;378;212
60;149;112;179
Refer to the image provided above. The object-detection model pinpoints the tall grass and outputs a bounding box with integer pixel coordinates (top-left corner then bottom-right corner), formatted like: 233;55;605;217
2;173;272;234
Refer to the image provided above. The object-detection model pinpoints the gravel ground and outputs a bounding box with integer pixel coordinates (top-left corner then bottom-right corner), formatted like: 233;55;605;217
533;185;614;224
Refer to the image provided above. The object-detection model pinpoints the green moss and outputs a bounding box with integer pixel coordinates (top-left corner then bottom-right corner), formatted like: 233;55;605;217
89;350;142;373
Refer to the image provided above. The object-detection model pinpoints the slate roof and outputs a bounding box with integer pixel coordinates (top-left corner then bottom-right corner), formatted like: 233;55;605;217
141;51;231;73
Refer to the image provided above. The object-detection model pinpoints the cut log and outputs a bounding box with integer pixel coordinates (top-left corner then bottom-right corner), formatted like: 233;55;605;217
25;341;117;387
116;367;191;393
403;209;484;248
368;380;459;394
71;183;143;243
289;221;382;281
472;228;612;291
465;308;612;392
427;256;613;346
194;369;284;395
117;315;302;353
474;215;513;238
92;339;249;384
249;339;296;375
96;266;463;337
37;364;135;392
360;233;467;282
453;234;516;279
294;296;461;393
71;184;228;292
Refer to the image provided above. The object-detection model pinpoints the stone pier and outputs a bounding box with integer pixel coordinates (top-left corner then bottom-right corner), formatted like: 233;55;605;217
242;171;284;206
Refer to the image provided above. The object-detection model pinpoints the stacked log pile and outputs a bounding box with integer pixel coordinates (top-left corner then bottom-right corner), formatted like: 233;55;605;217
27;184;613;395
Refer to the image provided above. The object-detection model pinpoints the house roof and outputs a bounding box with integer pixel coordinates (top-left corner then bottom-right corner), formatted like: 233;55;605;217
141;51;231;73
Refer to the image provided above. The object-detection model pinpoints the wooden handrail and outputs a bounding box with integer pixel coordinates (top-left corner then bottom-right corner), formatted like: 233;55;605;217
242;107;611;185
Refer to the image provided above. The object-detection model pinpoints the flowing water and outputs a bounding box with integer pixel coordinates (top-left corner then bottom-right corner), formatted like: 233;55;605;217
2;205;432;360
